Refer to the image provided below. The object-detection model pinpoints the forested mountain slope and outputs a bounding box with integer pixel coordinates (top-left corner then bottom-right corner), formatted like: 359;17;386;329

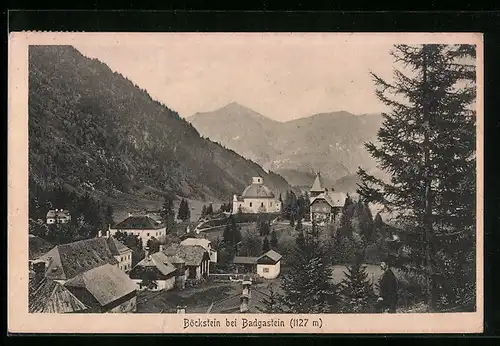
28;45;291;211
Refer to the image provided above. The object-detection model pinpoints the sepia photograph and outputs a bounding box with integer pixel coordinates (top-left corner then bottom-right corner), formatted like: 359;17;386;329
8;32;483;333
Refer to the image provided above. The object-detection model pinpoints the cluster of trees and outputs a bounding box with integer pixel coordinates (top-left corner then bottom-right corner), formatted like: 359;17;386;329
260;44;476;314
260;221;377;313
201;203;214;217
281;191;310;226
356;44;476;312
29;181;114;245
219;216;242;264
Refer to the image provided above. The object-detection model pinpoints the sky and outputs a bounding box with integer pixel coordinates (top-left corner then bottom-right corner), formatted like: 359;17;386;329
74;34;398;122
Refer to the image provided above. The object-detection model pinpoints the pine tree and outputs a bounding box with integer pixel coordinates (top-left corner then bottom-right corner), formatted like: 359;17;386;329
339;254;376;313
356;44;476;311
258;284;283;313
161;196;175;230
270;230;279;249
184;200;191;221
280;222;339;313
262;236;271;253
201;205;207;217
105;205;114;227
207;203;213;215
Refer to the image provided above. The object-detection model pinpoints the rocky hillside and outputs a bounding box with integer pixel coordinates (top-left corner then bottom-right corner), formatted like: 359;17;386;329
188;103;385;191
28;45;292;209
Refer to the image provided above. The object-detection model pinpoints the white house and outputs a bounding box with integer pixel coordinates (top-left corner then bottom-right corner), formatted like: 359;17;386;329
98;231;133;273
256;250;282;279
46;209;71;224
180;237;217;263
109;215;167;247
232;176;282;214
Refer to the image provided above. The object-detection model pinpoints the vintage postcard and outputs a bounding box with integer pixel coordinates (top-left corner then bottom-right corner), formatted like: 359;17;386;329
8;32;483;334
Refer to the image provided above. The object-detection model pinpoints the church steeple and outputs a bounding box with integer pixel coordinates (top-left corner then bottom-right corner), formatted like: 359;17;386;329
310;171;325;197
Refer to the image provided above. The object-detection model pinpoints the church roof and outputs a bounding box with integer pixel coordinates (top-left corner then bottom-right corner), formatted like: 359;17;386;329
310;173;325;192
241;184;275;199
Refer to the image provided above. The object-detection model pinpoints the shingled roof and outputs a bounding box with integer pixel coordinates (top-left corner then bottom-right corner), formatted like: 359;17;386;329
310;191;347;208
29;234;55;261
106;237;132;255
29;277;88;313
64;263;137;307
163;244;207;266
258;249;282;263
180;238;212;252
112;215;164;230
132;252;176;277
37;238;119;281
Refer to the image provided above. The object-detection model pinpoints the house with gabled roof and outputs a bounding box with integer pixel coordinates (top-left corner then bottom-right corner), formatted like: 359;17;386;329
46;209;71;224
309;172;347;224
30;237;138;313
163;243;210;281
64;263;137;313
36;238;120;282
129;251;177;291
256;249;282;279
109;215;167;247
180;237;217;263
97;232;133;272
231;249;282;279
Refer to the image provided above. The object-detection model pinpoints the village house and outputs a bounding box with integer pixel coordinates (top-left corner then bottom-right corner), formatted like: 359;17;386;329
35;237;132;281
31;238;137;313
309;172;347;224
232;249;282;279
163;243;210;281
180;237;218;263
128;250;177;291
97;231;133;272
109;215;167;247
63;264;138;313
232;176;282;214
46;209;71;224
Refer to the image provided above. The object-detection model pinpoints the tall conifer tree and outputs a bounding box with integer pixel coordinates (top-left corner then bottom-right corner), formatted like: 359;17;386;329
357;44;476;311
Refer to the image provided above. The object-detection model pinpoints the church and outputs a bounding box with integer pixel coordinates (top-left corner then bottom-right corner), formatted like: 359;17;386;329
232;176;282;214
309;172;347;224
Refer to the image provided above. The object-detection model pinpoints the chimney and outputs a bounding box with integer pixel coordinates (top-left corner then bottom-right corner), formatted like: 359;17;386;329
240;279;252;312
240;296;249;313
176;306;186;314
128;212;133;217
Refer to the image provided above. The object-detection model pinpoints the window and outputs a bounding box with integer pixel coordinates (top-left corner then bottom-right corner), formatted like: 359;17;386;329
270;202;272;207
249;202;252;207
147;233;149;236
263;268;269;273
261;202;264;207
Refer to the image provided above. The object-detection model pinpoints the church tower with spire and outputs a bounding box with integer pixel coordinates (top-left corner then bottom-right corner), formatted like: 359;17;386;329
310;171;326;198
